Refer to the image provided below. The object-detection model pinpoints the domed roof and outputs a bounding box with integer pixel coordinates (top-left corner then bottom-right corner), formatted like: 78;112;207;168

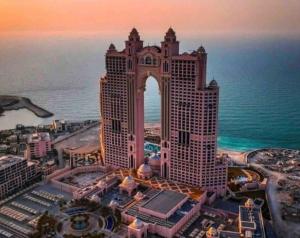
206;227;218;237
138;163;152;174
129;28;140;41
245;198;255;208
130;218;143;229
130;27;139;35
166;27;175;36
108;43;116;51
197;45;206;53
109;199;119;207
209;79;218;87
90;194;100;203
165;27;176;41
121;175;136;188
134;191;144;200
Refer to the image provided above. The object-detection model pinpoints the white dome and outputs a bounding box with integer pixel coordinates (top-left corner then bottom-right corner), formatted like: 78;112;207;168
109;199;119;208
90;194;100;203
134;191;144;200
131;218;143;229
206;227;218;237
245;198;255;208
121;175;136;188
138;164;152;174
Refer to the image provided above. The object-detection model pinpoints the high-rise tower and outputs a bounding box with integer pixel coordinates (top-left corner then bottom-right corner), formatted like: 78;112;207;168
100;29;227;195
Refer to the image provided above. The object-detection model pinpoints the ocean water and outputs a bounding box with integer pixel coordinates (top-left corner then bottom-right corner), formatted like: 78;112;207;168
0;34;299;151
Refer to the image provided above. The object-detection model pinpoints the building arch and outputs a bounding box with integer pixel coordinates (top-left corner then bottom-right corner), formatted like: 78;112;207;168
100;28;227;195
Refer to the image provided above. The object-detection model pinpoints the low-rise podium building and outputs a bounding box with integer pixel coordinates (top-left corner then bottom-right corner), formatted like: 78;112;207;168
0;155;38;198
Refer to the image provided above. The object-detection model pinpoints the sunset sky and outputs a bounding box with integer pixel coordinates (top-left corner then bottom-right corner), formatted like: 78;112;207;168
0;0;299;36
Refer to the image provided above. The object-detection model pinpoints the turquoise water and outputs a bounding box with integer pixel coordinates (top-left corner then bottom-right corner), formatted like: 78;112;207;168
0;34;299;151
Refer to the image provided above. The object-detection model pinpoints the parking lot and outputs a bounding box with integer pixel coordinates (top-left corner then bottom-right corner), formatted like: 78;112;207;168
0;183;72;237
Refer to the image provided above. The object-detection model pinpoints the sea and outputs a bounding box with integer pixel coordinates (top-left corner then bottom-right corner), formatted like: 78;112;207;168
0;33;300;151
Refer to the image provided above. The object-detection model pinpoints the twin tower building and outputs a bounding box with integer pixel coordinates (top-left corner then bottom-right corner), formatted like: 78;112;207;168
100;28;227;195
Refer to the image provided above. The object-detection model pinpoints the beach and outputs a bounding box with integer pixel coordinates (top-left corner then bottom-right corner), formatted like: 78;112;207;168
218;149;248;165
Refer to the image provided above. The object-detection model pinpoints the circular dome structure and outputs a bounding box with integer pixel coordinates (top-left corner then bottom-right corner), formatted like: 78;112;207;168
209;79;218;88
134;191;144;201
119;175;138;196
121;176;136;189
108;43;116;51
138;164;152;174
245;198;255;209
206;227;218;238
109;199;119;208
131;218;143;229
90;194;100;203
197;46;206;53
137;163;152;179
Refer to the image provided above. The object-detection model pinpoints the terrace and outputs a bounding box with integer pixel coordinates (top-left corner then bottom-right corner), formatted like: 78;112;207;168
60;171;105;188
114;168;205;201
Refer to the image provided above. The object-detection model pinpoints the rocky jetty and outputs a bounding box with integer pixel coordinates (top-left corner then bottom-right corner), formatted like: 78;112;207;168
0;95;53;118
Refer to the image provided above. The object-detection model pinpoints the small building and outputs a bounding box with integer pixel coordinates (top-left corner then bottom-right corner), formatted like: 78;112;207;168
26;132;51;159
119;175;138;196
128;218;148;238
123;189;205;238
0;155;38;199
137;163;152;179
238;199;266;238
42;160;58;176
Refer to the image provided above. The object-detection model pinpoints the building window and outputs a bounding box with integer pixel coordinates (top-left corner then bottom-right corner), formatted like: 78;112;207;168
112;119;121;133
127;59;132;70
178;131;190;146
145;56;152;65
163;61;169;72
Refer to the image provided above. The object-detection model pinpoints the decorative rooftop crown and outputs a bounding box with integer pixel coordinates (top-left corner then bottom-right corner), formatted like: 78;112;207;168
197;46;206;53
108;43;116;50
164;27;176;42
129;28;140;41
209;79;218;87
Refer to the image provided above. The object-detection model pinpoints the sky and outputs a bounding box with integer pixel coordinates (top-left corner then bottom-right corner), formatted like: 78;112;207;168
0;0;300;36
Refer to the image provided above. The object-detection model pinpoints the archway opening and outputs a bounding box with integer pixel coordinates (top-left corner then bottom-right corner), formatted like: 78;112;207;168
144;76;161;165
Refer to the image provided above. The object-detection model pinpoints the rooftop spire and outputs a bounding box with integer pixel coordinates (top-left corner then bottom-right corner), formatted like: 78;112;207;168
108;43;116;51
164;27;176;42
129;27;140;41
197;45;206;53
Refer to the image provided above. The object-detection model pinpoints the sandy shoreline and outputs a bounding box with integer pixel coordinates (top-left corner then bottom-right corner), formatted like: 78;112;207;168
217;148;248;165
144;123;249;164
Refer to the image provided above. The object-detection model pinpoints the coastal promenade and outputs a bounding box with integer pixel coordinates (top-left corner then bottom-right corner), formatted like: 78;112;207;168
53;122;99;167
0;95;53;118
